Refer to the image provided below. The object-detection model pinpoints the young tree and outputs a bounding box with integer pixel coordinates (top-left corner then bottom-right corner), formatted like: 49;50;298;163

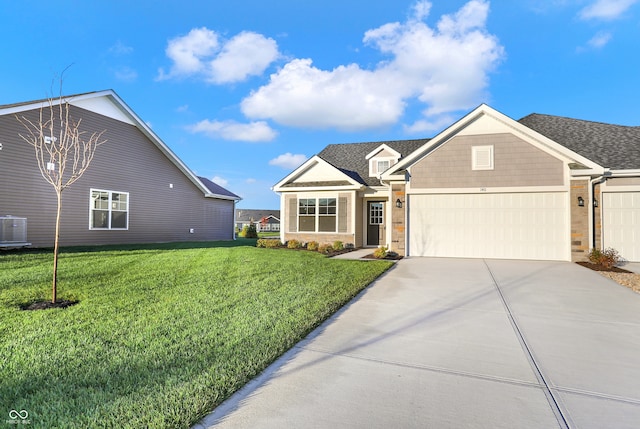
17;95;107;304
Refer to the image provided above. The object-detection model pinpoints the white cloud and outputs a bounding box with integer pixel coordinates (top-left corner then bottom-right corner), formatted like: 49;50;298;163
188;119;277;142
109;40;133;55
245;178;257;184
113;66;138;82
588;31;613;48
209;32;280;84
579;0;638;20
241;0;504;132
157;28;279;83
211;176;228;187
269;153;308;169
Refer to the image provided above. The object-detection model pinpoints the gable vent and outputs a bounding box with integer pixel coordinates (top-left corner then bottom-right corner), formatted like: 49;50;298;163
472;145;494;170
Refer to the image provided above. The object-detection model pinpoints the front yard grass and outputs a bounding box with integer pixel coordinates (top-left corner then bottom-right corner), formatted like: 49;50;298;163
0;241;392;428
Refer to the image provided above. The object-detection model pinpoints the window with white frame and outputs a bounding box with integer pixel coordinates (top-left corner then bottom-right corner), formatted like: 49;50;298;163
298;198;316;231
90;189;129;229
298;197;339;232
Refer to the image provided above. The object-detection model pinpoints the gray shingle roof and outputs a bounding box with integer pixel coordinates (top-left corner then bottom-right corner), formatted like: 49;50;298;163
518;114;640;170
198;176;241;199
318;139;429;186
235;209;280;222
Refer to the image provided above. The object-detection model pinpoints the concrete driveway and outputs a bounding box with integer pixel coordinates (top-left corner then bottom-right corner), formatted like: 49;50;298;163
195;258;640;429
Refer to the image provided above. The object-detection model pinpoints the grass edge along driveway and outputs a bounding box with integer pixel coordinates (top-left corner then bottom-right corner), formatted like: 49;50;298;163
0;241;393;428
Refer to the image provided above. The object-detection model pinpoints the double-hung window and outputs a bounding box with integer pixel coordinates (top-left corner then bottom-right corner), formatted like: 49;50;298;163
90;189;129;230
318;198;337;232
298;198;316;232
298;197;338;232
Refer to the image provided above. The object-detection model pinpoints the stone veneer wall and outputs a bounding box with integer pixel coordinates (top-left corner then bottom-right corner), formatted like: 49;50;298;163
570;179;590;261
391;184;406;256
282;233;356;247
594;182;602;250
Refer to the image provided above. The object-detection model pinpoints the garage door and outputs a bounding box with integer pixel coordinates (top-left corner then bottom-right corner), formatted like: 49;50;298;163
408;193;569;260
602;192;640;262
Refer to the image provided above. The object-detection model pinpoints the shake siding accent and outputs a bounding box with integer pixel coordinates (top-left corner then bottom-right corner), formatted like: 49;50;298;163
287;195;297;233
338;194;348;233
410;133;564;189
0;105;234;247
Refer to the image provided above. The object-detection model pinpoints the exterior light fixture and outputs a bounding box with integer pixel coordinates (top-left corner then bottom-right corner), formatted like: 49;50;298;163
395;199;403;208
577;196;585;207
593;198;598;208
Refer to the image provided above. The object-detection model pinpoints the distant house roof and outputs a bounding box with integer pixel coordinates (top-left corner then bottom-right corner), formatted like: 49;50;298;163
236;209;281;222
318;139;429;186
519;114;640;170
198;177;241;200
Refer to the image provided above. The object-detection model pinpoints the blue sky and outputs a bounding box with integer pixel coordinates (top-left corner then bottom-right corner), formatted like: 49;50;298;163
2;0;639;209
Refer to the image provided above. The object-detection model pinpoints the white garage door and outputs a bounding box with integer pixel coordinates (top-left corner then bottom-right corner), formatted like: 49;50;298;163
602;192;640;262
409;193;569;260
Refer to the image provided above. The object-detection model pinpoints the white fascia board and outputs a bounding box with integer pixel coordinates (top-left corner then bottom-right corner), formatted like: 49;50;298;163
275;185;364;192
272;155;363;192
608;169;640;177
570;168;608;177
382;104;605;179
205;193;242;201
365;143;401;160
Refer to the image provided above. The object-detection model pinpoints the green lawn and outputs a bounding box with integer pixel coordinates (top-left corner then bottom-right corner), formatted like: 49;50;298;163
0;240;392;428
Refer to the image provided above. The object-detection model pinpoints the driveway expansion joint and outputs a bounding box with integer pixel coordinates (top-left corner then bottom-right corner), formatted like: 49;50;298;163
483;259;571;429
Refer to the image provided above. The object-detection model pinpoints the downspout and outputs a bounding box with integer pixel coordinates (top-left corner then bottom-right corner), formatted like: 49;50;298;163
589;173;607;250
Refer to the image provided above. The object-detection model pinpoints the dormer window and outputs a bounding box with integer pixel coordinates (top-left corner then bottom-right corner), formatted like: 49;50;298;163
367;144;401;178
377;160;390;173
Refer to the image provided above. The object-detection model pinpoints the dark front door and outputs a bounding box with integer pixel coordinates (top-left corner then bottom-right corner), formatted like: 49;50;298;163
367;202;384;246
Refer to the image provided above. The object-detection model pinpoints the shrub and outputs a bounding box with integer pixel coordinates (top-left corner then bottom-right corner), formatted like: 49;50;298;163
588;247;620;269
256;238;281;248
345;243;355;249
307;241;319;252
332;241;344;251
317;243;333;254
239;224;258;238
287;239;302;249
373;246;388;259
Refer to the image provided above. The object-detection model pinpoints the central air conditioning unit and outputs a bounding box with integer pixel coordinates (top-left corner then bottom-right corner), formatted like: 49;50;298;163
0;216;30;247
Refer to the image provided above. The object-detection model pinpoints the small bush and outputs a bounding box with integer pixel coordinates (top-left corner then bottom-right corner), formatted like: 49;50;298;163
588;247;620;269
307;241;319;251
332;241;344;251
373;246;388;259
345;243;355;249
239;224;258;239
287;239;302;249
256;238;281;248
317;244;333;254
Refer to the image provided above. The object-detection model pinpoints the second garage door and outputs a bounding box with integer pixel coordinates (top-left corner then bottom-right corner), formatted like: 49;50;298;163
408;192;569;261
602;192;640;262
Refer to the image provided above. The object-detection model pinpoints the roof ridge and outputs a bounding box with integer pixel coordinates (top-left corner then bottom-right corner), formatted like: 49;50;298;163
521;112;640;129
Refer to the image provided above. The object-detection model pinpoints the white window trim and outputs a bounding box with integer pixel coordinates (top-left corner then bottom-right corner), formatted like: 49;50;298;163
472;145;494;171
89;189;130;230
369;157;397;177
297;195;339;233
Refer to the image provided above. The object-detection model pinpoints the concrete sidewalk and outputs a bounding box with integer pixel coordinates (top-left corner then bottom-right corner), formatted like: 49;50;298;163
194;258;640;429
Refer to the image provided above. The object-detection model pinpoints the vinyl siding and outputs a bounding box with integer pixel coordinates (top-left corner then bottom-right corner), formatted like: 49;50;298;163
410;133;565;189
0;105;234;247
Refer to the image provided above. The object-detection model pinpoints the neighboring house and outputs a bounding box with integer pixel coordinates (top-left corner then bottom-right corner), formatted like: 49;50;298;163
235;209;281;232
274;104;640;262
0;90;241;248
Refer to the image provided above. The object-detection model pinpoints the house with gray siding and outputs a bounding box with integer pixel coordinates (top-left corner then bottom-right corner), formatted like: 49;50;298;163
0;90;240;248
274;104;640;262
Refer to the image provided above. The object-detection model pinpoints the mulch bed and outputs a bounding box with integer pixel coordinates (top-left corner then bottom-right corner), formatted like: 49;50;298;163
362;253;403;260
20;300;79;311
576;262;631;273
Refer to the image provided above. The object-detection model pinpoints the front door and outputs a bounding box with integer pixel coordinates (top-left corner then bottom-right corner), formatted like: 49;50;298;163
367;202;384;246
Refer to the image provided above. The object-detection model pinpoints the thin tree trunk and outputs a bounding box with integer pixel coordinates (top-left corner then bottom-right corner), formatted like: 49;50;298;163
52;190;62;303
